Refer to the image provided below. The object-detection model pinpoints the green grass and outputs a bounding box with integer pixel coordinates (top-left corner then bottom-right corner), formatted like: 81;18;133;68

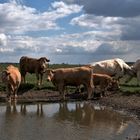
0;63;140;94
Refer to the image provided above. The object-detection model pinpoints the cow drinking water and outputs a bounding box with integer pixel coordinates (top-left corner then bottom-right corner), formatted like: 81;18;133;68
92;73;119;97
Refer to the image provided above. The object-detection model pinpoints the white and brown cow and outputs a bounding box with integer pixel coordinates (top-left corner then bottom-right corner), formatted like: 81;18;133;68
92;73;119;97
46;67;94;100
1;65;21;102
89;58;134;81
19;56;50;86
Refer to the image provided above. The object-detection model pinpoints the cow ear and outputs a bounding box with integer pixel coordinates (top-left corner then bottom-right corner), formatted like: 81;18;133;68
51;70;56;74
46;58;50;62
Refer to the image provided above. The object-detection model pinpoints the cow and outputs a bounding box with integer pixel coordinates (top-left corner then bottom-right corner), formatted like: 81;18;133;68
92;73;119;97
126;59;140;85
89;58;134;82
46;67;94;100
1;65;21;102
19;56;50;86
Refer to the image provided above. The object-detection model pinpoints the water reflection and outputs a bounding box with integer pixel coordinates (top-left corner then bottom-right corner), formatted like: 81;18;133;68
54;102;130;134
0;102;139;140
20;104;44;116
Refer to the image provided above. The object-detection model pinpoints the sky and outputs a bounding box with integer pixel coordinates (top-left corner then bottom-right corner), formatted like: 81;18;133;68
0;0;140;64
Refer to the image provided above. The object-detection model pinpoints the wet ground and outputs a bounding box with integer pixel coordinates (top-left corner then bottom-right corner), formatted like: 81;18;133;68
0;89;139;120
0;89;140;139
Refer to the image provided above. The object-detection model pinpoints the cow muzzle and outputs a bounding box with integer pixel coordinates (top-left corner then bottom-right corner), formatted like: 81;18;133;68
47;77;51;82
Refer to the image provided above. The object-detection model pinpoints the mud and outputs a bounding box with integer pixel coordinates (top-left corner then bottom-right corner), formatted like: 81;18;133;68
0;89;140;121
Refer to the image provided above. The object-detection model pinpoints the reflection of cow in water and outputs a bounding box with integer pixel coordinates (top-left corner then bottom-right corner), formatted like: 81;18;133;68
89;58;134;81
5;103;43;116
54;102;130;134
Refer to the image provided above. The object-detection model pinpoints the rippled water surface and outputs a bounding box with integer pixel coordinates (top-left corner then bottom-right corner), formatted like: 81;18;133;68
0;102;139;140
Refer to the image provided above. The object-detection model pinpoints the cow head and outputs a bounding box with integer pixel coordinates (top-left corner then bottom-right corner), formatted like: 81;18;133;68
123;66;136;83
1;71;10;83
38;57;50;73
108;79;119;91
46;69;55;81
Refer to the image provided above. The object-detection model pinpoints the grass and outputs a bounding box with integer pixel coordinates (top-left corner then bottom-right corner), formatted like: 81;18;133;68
0;63;140;94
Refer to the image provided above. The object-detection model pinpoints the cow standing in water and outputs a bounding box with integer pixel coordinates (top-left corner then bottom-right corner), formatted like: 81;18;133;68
89;58;134;81
19;56;50;86
46;67;94;100
1;65;21;102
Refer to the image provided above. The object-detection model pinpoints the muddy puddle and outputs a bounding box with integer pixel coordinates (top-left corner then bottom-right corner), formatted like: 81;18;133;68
0;101;139;140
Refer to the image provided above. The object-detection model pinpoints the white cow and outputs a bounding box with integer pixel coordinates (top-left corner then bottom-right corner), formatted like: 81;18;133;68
89;58;134;81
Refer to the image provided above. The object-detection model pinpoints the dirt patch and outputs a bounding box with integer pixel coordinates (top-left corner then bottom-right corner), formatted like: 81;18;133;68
97;91;140;120
0;89;140;121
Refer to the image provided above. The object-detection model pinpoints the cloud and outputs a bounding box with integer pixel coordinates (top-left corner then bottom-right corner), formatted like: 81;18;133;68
0;0;140;63
0;1;82;34
63;0;140;17
71;14;140;41
0;32;140;63
0;33;7;46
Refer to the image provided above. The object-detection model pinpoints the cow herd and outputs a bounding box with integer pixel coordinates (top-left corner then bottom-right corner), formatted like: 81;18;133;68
1;56;140;102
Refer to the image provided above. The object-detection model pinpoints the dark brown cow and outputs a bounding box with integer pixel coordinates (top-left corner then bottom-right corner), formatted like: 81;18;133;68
1;65;21;102
93;73;119;97
46;67;94;100
19;56;50;86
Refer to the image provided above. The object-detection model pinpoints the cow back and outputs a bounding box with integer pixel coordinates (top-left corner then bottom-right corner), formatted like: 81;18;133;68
19;56;50;74
52;67;93;86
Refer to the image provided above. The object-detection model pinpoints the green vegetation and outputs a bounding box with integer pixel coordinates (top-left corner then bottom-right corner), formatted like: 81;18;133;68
0;63;140;93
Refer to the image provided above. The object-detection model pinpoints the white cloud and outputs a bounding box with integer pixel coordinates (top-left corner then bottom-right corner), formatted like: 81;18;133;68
0;0;140;64
0;1;82;34
1;32;140;63
71;14;140;40
0;33;7;46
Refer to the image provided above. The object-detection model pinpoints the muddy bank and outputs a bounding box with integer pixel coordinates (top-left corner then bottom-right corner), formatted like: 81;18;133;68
97;91;140;120
0;89;140;120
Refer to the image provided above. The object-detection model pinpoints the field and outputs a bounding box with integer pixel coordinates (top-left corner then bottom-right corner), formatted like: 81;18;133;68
0;63;140;93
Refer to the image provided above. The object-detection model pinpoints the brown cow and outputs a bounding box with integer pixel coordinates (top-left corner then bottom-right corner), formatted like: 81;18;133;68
46;67;94;100
93;73;119;97
1;65;21;102
19;56;50;86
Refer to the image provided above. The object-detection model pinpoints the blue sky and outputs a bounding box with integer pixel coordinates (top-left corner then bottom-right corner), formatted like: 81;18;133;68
0;0;140;64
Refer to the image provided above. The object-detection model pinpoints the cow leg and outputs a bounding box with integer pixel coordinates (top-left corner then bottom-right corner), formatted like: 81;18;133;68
36;73;40;87
86;85;93;100
21;72;26;83
6;84;12;102
58;84;65;100
40;74;43;86
13;88;18;101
